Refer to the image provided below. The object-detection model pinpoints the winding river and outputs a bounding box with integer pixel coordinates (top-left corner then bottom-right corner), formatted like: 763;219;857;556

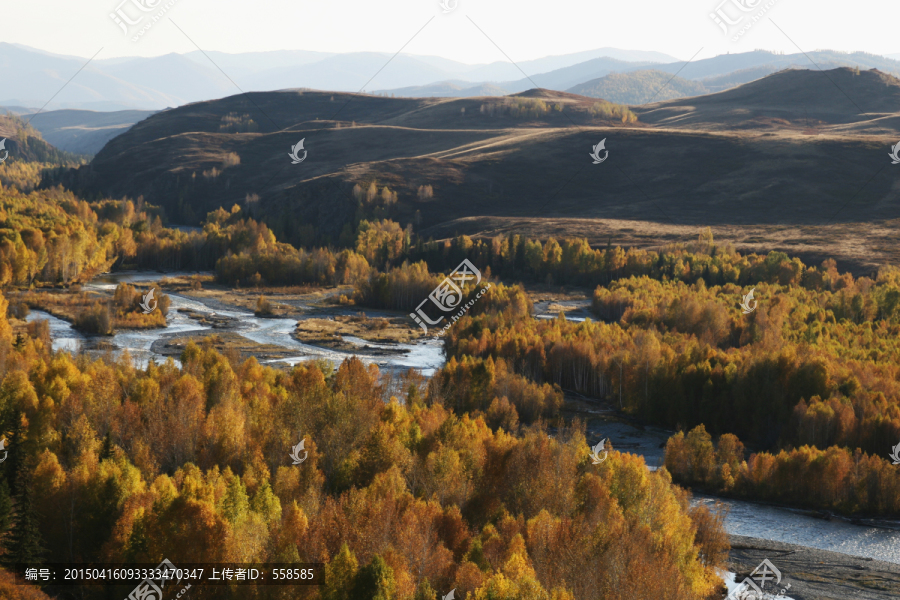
25;273;900;571
52;272;444;375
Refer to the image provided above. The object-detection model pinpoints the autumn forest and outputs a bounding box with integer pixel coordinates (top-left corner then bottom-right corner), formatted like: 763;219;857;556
0;137;899;600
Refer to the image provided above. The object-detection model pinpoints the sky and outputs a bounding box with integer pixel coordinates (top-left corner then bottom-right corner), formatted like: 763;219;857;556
2;0;899;65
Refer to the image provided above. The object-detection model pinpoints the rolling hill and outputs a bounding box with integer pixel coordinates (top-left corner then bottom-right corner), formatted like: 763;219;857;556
61;67;900;271
568;70;709;104
635;67;900;134
0;115;85;163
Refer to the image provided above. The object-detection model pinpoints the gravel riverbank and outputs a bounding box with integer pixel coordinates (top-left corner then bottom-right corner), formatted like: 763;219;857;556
727;534;900;600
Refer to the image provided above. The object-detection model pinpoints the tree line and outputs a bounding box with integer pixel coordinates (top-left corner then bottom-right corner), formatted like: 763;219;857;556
666;425;900;516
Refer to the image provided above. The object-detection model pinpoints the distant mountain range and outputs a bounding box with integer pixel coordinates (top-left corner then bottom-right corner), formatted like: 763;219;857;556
0;43;679;112
5;44;900;157
7;42;900;114
385;51;900;100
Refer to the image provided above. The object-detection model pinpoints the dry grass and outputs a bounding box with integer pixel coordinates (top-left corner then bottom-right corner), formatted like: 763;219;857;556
157;331;300;362
159;274;348;316
294;313;421;350
15;290;167;334
424;216;900;276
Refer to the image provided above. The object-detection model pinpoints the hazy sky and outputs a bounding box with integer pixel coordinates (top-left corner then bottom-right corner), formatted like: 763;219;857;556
4;0;899;64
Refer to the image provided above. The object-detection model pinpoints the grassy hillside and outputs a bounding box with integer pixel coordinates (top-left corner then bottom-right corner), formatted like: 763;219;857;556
635;67;900;131
61;89;637;229
62;68;900;271
0;114;88;192
0;114;84;165
568;69;709;104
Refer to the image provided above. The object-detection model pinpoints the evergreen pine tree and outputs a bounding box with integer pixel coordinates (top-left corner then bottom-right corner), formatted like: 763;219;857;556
99;431;113;461
351;554;396;600
221;473;250;524
413;578;437;600
5;414;25;497
3;478;46;567
0;480;12;537
322;543;358;600
124;517;150;563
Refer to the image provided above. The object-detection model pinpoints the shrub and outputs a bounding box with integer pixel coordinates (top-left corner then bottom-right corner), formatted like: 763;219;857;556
255;296;273;316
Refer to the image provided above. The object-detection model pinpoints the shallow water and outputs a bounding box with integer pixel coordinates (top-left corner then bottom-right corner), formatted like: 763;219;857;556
576;406;900;565
533;299;591;323
83;273;444;374
695;495;900;565
26;310;85;353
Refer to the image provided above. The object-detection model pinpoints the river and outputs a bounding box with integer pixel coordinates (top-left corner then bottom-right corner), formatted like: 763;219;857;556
25;273;900;572
53;272;444;375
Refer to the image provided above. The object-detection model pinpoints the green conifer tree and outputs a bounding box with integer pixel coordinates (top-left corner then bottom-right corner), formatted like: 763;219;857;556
3;480;46;566
413;577;437;600
322;543;358;600
351;554;396;600
0;480;12;537
221;473;250;524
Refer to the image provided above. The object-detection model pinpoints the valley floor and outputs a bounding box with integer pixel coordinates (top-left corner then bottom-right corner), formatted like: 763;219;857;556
424;216;900;276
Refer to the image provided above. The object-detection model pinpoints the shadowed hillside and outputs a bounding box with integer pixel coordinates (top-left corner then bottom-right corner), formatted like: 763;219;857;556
61;89;637;228
635;67;900;133
0;114;84;164
61;68;900;270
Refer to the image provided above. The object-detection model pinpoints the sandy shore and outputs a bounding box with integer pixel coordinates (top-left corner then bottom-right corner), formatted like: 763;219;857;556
727;535;900;600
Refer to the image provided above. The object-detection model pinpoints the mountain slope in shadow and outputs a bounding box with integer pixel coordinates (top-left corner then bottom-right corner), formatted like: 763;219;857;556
62;68;900;262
